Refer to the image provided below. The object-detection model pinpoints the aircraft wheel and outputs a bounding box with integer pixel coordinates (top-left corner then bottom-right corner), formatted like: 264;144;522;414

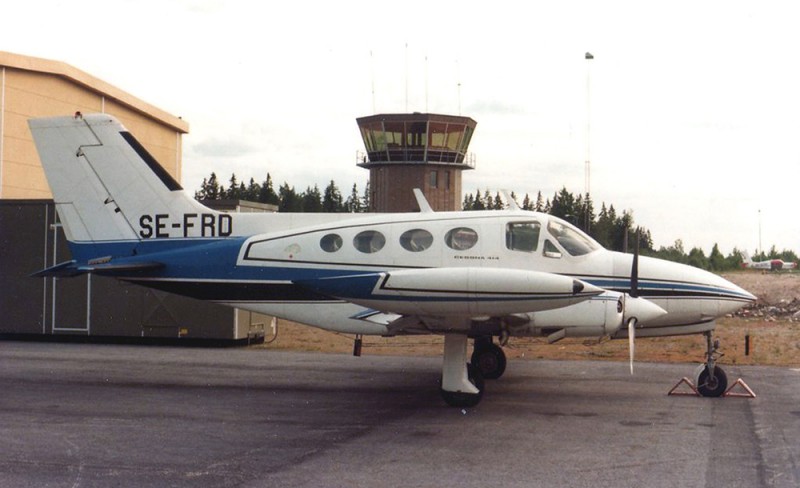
441;363;484;408
697;366;728;397
471;342;507;380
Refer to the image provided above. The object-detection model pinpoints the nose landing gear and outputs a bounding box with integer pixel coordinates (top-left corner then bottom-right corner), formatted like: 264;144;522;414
695;331;728;397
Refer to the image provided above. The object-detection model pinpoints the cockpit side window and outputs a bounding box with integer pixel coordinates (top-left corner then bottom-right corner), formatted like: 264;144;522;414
546;220;599;256
506;222;540;252
543;239;562;259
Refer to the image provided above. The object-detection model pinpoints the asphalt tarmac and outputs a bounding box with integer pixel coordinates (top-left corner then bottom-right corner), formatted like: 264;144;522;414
0;341;798;488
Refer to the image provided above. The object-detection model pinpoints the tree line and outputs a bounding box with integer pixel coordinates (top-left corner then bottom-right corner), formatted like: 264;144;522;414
195;172;370;213
195;173;797;272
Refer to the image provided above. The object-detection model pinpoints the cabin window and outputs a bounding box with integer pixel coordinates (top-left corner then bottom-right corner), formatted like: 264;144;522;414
320;233;343;253
400;229;434;252
506;222;540;252
445;227;478;250
354;230;386;253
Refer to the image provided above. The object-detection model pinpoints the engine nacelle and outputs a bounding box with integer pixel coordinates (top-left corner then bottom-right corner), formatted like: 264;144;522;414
507;291;624;339
295;267;603;317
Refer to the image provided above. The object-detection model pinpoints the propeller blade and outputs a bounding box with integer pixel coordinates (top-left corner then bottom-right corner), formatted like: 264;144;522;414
628;317;636;375
630;227;640;298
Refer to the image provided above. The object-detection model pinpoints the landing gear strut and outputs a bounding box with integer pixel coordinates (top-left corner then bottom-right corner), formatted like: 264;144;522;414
470;336;507;380
696;331;728;397
440;334;484;407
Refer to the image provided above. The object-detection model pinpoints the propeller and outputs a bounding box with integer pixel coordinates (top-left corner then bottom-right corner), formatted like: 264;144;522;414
628;227;640;375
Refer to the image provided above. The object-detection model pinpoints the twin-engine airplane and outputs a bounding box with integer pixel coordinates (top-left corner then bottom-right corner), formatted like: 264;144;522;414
29;114;756;407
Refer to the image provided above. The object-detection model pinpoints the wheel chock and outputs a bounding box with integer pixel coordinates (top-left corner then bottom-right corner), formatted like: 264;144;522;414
723;378;756;398
667;377;699;396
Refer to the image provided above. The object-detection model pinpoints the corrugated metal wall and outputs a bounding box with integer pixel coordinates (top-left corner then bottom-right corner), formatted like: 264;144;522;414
0;200;263;343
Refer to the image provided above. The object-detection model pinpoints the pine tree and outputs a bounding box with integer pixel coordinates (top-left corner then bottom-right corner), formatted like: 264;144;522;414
322;180;343;212
345;183;363;213
534;191;544;212
226;174;240;199
362;180;371;211
278;183;301;212
521;193;532;211
259;173;279;205
301;185;323;212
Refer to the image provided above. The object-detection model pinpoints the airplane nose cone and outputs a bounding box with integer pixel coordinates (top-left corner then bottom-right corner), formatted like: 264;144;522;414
625;296;668;325
574;279;603;296
718;276;757;313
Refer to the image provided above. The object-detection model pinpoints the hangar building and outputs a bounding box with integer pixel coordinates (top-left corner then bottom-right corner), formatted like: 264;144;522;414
0;51;265;343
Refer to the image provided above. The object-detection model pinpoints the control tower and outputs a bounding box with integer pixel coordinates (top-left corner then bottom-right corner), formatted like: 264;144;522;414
356;113;476;212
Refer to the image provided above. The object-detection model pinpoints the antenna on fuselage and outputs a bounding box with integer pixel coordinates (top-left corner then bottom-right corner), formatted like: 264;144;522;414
413;188;434;213
500;190;520;211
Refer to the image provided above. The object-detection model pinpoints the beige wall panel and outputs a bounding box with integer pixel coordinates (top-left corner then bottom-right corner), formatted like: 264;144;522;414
5;70;102;117
3;160;49;197
1;67;184;198
3;110;39;139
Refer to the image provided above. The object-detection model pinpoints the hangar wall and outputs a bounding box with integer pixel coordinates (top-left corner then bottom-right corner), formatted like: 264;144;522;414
0;50;188;198
0;200;266;343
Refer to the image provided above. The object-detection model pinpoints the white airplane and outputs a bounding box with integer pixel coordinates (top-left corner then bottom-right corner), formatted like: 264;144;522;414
29;114;756;407
740;250;797;271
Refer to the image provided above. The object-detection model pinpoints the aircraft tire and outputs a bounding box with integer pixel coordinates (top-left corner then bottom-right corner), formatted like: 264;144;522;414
471;343;507;380
697;366;728;397
441;363;484;407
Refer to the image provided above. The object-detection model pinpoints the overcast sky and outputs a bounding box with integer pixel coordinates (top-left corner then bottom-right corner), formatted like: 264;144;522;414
4;0;799;255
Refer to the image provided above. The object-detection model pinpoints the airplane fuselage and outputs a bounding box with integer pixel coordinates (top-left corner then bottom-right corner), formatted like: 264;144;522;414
98;208;755;339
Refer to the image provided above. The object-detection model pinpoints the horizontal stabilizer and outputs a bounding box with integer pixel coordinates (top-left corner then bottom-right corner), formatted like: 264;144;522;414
32;259;164;278
31;260;82;278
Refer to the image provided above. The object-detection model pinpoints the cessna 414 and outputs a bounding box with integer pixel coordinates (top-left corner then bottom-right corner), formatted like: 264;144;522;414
29;114;756;407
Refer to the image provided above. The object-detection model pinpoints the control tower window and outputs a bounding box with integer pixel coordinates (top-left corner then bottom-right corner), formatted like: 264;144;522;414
360;121;384;152
430;170;438;188
384;122;405;147
445;124;463;151
407;122;427;147
458;125;475;154
429;122;447;148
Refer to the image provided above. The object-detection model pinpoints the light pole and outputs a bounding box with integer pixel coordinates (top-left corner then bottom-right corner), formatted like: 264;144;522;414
584;52;594;231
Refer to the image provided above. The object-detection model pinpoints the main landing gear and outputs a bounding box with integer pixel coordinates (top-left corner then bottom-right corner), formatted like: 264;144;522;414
470;336;507;380
695;331;728;397
440;335;507;407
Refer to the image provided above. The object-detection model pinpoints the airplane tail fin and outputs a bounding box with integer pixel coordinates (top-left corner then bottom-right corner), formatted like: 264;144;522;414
741;250;753;264
29;113;212;258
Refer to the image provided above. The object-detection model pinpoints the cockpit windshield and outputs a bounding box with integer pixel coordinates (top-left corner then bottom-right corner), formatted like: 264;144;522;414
546;219;600;256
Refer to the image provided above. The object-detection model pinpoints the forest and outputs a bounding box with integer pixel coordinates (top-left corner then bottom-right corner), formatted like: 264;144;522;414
194;172;798;272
